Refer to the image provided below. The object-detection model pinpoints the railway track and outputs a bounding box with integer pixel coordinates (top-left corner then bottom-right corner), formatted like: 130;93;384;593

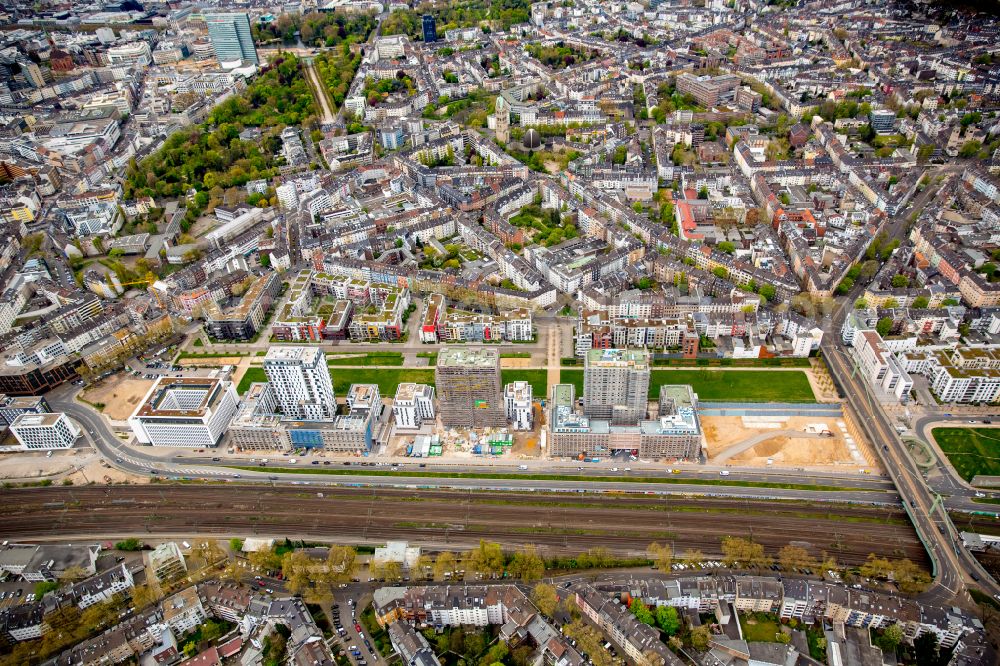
0;485;927;565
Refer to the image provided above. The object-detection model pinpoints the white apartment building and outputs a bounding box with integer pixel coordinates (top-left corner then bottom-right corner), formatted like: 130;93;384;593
73;564;135;609
851;330;913;403
427;600;504;627
504;381;533;431
263;346;337;420
10;412;81;450
392;383;435;430
128;377;240;447
276;182;299;210
929;349;1000;404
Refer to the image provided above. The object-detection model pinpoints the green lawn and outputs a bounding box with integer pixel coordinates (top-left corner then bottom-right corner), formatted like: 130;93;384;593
560;369;584;396
649;369;814;402
559;368;813;402
328;367;434;395
326;352;404;366
739;614;784;643
932;427;1000;482
237;368;267;394
501;369;547;399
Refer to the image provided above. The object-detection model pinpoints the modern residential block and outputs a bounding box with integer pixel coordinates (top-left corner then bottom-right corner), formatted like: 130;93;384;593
263;346;337;420
435;347;505;429
583;348;650;425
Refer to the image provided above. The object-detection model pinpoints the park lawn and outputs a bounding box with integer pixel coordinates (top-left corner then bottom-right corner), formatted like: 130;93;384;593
559;369;814;403
326;352;403;366
932;427;1000;482
740;614;784;643
237;368;267;394
649;369;815;402
560;369;584;397
328;367;434;395
501;369;547;399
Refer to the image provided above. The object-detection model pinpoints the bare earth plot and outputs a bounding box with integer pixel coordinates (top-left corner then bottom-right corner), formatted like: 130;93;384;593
81;376;156;421
703;415;857;467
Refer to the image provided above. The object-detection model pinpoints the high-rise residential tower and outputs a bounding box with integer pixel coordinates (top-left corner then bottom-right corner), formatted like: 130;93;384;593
263;346;336;420
435;347;505;428
204;12;259;66
583;348;650;425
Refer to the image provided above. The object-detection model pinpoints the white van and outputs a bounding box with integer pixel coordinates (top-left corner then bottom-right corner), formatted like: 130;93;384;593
719;470;730;476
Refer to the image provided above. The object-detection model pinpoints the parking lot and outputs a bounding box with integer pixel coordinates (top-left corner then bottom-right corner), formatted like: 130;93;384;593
329;592;380;666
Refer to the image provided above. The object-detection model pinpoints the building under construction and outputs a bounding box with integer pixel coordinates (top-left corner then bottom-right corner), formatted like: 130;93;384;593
435;347;506;429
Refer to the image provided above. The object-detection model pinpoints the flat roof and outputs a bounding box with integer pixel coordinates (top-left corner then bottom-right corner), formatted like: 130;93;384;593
133;377;227;418
437;346;499;368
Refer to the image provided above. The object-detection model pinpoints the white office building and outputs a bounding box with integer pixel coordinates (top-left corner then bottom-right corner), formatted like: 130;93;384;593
392;383;435;430
504;381;533;431
10;412;80;450
128;377;240;447
263;346;337;420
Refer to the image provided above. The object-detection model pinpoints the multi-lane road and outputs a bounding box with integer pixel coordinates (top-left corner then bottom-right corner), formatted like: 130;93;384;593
822;300;999;605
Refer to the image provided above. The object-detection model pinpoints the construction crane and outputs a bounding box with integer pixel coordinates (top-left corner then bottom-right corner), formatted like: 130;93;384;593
118;272;166;309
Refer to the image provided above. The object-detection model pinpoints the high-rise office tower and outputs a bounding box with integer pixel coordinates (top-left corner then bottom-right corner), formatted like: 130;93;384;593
435;347;505;428
263;346;336;420
204;12;259;66
583;348;650;425
422;14;437;43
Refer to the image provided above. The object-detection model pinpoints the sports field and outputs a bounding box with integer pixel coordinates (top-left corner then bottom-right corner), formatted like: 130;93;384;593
931;427;1000;482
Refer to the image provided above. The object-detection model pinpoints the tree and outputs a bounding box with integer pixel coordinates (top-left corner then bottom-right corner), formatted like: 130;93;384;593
415;554;433;579
115;538;143;551
876;317;893;337
433;551;458;580
881;623;905;651
778;545;815;572
697;186;709;199
509;545;545;581
854;299;868;309
468;540;505;577
891;274;909;288
912;296;929;309
914;631;944;666
532;583;559;617
717;241;735;254
859;554;893;579
60;566;90;583
893;558;931;594
721;536;771;569
229;538;244;552
712;266;729;279
647;542;673;571
130;584;159;610
375;561;403;582
248;546;281;573
689;625;711;650
959;140;982;158
682;549;704;566
655;605;680;635
630;599;655;626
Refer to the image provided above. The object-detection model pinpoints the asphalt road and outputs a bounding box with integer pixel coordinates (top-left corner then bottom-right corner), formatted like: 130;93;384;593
822;306;998;606
46;383;900;503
